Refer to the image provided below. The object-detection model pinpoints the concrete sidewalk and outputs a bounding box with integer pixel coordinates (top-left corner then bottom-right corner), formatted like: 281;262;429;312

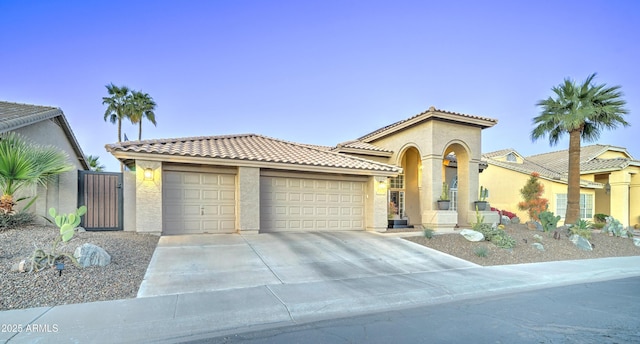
3;255;640;343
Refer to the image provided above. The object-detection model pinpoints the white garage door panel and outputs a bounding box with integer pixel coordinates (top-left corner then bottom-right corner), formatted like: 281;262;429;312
163;171;236;235
260;176;365;232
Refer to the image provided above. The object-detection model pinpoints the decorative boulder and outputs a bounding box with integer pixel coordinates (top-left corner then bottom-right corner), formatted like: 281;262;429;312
531;243;545;252
460;229;484;242
501;215;511;225
74;243;111;267
511;217;520;224
569;234;593;251
633;238;640;248
526;221;543;231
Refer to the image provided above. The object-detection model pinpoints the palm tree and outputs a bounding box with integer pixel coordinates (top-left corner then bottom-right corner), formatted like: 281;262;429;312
531;73;628;224
128;91;157;140
0;132;73;214
102;83;132;143
85;155;106;172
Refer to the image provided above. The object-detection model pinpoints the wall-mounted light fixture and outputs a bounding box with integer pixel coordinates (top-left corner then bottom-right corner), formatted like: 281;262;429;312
143;168;154;181
376;179;388;195
605;182;611;194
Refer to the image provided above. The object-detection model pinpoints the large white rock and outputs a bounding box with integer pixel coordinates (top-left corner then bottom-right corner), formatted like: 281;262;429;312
460;229;484;242
74;243;111;267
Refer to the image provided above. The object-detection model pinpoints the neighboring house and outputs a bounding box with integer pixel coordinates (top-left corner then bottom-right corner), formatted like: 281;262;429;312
0;101;89;221
481;145;640;227
106;106;498;235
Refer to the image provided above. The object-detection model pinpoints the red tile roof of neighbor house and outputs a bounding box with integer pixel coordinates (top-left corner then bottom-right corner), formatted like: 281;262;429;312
0;101;89;170
106;134;402;173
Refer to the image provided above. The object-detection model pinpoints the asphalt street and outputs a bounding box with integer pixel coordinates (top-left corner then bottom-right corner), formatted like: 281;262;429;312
195;276;640;344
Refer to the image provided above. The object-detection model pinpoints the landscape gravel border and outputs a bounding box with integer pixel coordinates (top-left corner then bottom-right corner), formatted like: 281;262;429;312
1;225;158;311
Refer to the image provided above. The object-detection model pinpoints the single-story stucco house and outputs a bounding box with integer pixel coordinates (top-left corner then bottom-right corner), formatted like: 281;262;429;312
481;145;640;228
106;106;500;235
0;101;89;221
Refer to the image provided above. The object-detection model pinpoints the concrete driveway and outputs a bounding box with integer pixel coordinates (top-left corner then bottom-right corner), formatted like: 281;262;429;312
137;231;478;298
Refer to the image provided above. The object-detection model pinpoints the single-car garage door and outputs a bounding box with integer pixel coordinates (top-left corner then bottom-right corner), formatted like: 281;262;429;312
163;170;236;234
260;175;365;232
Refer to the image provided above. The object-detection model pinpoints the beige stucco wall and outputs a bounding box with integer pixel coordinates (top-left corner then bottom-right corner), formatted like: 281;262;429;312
366;175;388;231
630;172;640;228
237;167;260;231
368;120;485;227
135;160;162;234
12;118;84;222
123;170;136;231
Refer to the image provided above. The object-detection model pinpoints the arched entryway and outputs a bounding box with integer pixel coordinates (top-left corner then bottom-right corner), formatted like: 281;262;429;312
442;142;471;226
388;146;422;227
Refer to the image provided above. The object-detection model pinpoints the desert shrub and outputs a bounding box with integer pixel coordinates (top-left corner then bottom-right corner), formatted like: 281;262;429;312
569;219;593;239
473;223;517;249
593;213;608;223
423;228;434;239
474;246;489;257
0;211;35;230
491;207;518;219
518;172;549;221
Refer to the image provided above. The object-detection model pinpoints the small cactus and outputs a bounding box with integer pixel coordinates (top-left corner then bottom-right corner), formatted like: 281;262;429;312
539;210;561;232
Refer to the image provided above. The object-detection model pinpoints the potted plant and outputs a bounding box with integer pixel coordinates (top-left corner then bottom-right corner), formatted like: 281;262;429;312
474;186;489;211
437;182;450;210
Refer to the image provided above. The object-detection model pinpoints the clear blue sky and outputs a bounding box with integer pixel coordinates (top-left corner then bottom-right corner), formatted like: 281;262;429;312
2;0;638;172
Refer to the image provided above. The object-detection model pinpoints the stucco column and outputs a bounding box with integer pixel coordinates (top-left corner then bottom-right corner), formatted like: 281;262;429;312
366;175;388;232
420;156;456;228
237;167;260;232
464;159;478;225
630;173;639;228
135;160;162;235
122;170;136;231
609;171;631;227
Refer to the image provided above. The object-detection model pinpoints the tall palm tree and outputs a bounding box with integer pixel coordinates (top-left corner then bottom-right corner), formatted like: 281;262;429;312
85;155;106;172
0;132;72;214
531;73;628;224
102;83;132;143
128;91;157;140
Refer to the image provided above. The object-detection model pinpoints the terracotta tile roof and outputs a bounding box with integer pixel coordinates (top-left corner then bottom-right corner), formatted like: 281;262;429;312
358;106;498;142
333;140;393;153
483;148;605;188
106;134;401;173
0;101;60;132
0;101;89;169
577;158;631;172
482;148;518;159
527;144;636;173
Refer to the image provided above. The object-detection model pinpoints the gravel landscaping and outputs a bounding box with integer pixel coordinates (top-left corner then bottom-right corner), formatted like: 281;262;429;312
1;225;158;311
406;223;640;266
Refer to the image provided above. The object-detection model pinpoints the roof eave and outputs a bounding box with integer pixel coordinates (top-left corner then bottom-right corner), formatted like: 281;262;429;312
0;107;89;170
108;151;401;177
361;111;497;143
333;147;394;157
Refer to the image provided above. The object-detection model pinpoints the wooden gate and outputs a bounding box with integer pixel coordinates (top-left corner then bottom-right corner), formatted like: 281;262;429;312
78;171;123;230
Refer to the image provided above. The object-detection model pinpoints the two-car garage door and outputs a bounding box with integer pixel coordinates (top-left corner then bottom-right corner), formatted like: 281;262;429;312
162;169;366;234
260;175;365;232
